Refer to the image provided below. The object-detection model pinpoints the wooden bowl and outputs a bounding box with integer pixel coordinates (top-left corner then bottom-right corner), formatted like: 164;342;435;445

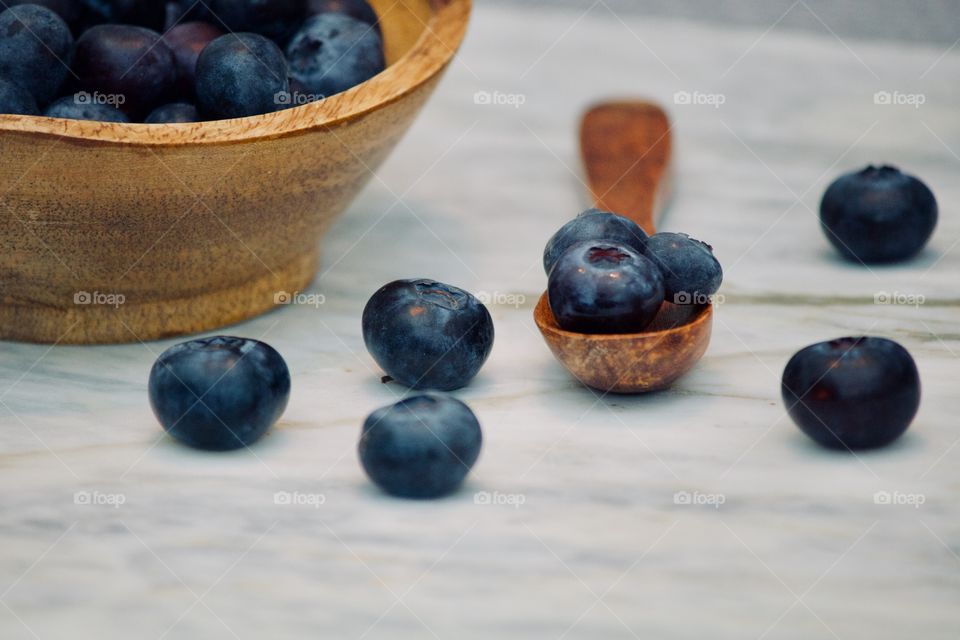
0;0;471;344
534;293;712;394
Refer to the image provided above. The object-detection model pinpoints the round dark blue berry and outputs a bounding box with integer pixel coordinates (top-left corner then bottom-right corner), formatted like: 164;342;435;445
820;165;937;263
543;208;649;276
0;76;40;115
306;0;380;32
207;0;304;44
782;337;920;450
195;33;289;120
78;0;166;30
149;336;291;451
362;279;495;391
162;21;223;99
359;393;482;499
548;240;664;334
44;95;128;121
286;13;385;99
72;24;176;118
644;232;723;305
0;4;73;105
145;102;198;123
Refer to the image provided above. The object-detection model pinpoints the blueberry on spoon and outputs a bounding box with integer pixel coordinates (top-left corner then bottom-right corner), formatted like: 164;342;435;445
548;240;664;334
644;232;722;305
543;208;649;276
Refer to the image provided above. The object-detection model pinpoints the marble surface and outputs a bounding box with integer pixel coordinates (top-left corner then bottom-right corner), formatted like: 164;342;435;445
2;4;959;639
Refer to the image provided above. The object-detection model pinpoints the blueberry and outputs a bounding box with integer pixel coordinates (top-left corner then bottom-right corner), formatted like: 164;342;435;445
548;241;664;334
44;94;128;121
543;209;648;276
72;24;176;118
644;232;723;305
145;102;198;123
195;33;289;120
286;13;385;99
359;393;482;499
149;336;291;451
207;0;304;44
78;0;165;30
0;4;73;105
6;0;81;26
820;165;937;263
0;76;40;115
306;0;381;32
782;337;920;450
162;21;223;99
362;279;494;391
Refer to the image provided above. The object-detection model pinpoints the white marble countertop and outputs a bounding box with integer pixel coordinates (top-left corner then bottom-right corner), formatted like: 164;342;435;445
2;4;959;639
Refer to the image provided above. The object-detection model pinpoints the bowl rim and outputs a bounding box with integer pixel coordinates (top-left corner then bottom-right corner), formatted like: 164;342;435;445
534;290;713;341
0;0;471;146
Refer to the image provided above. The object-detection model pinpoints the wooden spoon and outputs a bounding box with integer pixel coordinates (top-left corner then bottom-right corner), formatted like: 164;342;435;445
533;100;713;393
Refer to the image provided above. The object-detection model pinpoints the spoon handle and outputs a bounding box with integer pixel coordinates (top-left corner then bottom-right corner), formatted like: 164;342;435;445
580;101;673;235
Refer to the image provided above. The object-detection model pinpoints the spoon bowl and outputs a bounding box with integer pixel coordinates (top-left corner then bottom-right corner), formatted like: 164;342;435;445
535;293;712;393
534;100;714;393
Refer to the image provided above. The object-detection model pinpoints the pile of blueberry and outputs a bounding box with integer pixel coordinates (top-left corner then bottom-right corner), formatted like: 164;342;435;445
543;208;723;334
149;276;494;500
144;162;939;497
0;0;385;123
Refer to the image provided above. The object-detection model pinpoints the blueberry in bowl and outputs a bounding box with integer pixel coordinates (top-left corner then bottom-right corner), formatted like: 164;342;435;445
0;77;40;116
145;102;199;124
359;393;482;499
644;232;722;305
782;337;920;450
207;0;305;45
286;13;386;100
0;0;472;344
195;33;289;120
307;0;381;32
542;208;648;276
548;241;664;334
149;336;291;451
362;279;494;391
71;24;176;118
43;94;129;121
0;4;74;106
820;165;937;263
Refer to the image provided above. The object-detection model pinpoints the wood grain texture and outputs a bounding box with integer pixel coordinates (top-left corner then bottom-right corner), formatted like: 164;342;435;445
0;0;471;344
535;292;712;393
580;100;672;234
536;100;711;393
